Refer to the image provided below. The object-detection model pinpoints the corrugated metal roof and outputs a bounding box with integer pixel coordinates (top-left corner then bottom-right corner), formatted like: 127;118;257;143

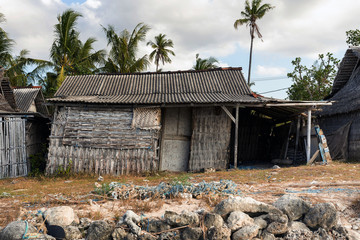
13;88;39;112
50;68;261;104
13;87;49;116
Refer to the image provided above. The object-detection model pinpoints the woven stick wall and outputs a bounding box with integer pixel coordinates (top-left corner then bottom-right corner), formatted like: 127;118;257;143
47;107;160;175
0;117;27;179
189;107;231;171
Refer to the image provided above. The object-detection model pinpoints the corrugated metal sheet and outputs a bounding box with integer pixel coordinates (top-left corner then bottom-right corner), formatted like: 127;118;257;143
49;68;260;104
13;88;39;112
13;87;49;116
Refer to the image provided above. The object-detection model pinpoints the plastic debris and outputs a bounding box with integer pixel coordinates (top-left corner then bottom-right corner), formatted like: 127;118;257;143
95;180;241;200
286;188;360;195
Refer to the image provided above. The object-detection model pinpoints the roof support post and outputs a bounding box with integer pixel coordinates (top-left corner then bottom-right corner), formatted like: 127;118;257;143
234;105;239;169
294;115;301;162
306;109;311;163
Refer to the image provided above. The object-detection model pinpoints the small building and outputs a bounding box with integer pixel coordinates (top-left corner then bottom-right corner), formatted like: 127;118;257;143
318;47;360;160
0;76;50;179
13;86;50;157
47;68;328;175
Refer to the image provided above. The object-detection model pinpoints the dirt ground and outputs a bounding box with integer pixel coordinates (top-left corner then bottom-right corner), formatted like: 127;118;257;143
0;161;359;232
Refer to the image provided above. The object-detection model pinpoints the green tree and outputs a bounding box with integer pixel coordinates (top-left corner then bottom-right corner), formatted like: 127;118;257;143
50;9;105;87
0;13;14;68
234;0;274;85
193;54;219;70
147;33;175;72
0;13;49;86
4;49;49;86
38;72;58;98
102;23;150;73
287;53;340;101
346;29;360;46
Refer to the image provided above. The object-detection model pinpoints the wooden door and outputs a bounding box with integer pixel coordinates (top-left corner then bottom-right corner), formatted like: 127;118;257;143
160;108;192;171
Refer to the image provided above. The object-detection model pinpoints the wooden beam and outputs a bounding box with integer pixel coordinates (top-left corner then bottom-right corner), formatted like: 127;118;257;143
221;106;235;123
265;102;332;107
234;105;239;168
307;150;319;165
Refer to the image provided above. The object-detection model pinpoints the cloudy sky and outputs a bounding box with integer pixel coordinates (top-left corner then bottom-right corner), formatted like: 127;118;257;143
0;0;358;98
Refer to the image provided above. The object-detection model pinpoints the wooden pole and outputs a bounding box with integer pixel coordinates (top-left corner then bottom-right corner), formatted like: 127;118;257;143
294;115;301;162
306;109;311;163
283;122;293;160
234;105;239;168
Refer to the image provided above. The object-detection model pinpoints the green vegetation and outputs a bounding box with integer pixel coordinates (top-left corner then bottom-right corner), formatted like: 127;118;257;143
50;9;105;88
101;23;150;73
346;29;360;46
28;144;48;177
55;159;73;178
147;33;175;72
287;53;340;100
193;54;219;70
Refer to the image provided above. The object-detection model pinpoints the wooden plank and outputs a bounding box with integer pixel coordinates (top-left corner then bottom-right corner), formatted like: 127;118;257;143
307;149;320;165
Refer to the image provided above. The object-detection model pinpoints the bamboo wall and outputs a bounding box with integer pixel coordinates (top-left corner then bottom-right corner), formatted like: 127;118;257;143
0;117;27;179
189;107;231;171
47;106;160;175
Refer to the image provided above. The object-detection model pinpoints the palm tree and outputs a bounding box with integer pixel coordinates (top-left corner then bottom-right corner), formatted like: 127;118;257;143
4;49;50;86
50;9;105;87
0;13;49;86
147;34;175;72
102;23;150;73
0;13;14;68
193;54;219;70
234;0;274;85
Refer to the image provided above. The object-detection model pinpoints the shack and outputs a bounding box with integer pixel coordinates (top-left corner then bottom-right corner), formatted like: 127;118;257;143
47;68;329;175
0;76;50;179
318;47;360;160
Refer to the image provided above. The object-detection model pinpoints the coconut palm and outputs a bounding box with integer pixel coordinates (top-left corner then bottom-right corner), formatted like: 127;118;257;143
102;23;150;73
4;49;50;86
193;54;219;70
0;13;14;68
234;0;274;85
147;34;175;72
0;13;49;86
50;9;105;87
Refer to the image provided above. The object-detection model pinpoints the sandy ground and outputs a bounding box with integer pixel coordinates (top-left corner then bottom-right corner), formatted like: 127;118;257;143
0;164;359;236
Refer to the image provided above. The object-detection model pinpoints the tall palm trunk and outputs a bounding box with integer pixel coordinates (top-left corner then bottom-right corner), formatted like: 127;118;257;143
248;27;255;86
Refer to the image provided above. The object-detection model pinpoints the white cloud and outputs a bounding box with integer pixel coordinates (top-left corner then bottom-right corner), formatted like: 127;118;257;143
84;0;101;9
0;0;358;72
256;65;287;77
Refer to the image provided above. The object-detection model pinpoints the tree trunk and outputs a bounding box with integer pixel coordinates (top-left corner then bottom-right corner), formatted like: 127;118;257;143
248;35;254;86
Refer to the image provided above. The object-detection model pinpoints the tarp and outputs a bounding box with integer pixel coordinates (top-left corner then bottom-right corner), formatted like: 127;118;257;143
325;121;352;160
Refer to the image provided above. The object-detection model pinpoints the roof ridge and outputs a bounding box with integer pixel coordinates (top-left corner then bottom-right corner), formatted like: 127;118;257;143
66;67;243;77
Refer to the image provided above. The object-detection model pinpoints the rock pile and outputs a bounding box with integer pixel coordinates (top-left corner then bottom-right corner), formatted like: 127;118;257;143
0;194;357;240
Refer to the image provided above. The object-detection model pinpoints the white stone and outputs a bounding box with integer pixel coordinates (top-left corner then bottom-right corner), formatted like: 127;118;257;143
226;211;253;231
44;206;77;227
